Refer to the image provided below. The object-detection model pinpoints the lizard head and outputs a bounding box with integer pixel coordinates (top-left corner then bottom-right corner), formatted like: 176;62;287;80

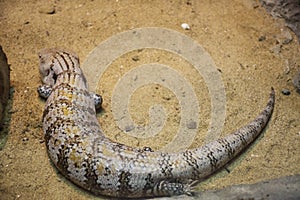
38;48;81;87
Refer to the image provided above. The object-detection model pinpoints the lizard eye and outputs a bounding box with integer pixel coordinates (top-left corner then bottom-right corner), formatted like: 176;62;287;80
45;69;50;76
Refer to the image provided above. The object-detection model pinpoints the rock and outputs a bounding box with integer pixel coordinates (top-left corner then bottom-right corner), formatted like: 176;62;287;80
270;44;282;54
159;175;300;200
132;55;140;62
38;4;56;15
292;70;300;94
281;88;291;95
181;23;190;30
0;45;10;128
197;175;300;200
276;29;293;45
260;0;300;43
258;35;266;41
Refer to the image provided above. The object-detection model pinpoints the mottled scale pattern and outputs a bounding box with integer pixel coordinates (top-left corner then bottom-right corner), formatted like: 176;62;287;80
38;48;275;198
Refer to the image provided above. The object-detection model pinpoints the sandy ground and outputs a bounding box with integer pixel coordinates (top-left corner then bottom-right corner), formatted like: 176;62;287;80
0;0;299;199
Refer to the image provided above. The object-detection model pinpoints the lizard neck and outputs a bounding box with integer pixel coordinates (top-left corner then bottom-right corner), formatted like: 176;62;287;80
55;71;89;90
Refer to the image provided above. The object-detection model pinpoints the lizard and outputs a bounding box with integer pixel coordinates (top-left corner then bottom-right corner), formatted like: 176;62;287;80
37;48;275;198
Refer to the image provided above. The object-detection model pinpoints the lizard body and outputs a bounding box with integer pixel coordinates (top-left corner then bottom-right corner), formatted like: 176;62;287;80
38;48;275;198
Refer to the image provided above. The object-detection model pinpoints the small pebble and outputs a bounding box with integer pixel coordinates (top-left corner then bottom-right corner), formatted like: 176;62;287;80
132;55;139;61
181;23;190;30
125;125;135;132
270;44;282;55
281;89;291;95
38;5;56;14
187;120;197;129
276;29;293;45
258;35;266;41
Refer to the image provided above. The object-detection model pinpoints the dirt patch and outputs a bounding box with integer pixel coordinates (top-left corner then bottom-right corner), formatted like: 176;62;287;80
0;0;299;199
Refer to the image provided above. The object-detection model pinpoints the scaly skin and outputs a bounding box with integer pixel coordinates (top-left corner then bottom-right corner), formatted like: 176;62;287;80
38;48;275;198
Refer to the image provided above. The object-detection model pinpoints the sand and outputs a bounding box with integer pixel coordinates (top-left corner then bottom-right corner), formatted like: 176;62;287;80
0;0;299;199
